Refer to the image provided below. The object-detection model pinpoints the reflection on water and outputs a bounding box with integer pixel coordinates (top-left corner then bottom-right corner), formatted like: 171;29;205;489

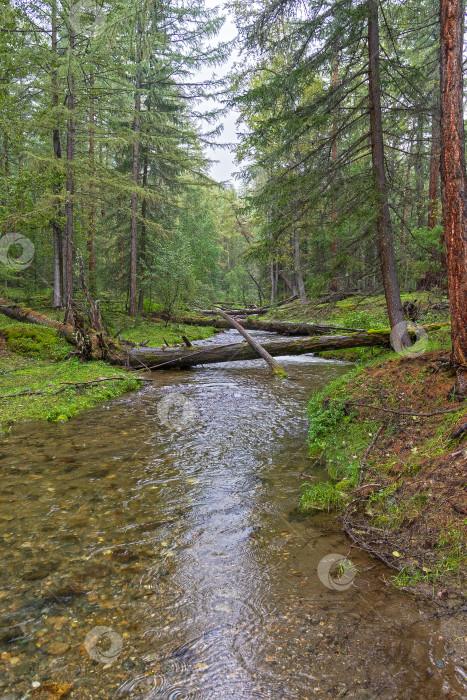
0;330;465;699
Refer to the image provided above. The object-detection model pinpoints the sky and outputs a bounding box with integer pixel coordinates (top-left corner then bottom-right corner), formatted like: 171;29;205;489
199;0;240;184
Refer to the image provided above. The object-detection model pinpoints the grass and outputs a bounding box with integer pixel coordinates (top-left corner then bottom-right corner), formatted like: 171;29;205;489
0;355;140;426
0;296;220;428
115;318;217;347
300;480;347;512
299;340;467;597
0;315;134;428
263;290;450;324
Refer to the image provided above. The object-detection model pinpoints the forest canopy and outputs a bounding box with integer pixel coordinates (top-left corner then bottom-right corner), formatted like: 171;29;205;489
0;0;465;370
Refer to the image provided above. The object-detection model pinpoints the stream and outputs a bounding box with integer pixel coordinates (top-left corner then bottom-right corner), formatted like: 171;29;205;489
0;329;466;699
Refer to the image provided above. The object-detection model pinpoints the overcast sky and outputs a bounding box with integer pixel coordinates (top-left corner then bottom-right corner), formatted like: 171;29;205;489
198;0;240;184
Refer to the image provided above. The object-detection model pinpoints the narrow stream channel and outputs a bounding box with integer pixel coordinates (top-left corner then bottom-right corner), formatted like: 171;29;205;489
1;331;466;699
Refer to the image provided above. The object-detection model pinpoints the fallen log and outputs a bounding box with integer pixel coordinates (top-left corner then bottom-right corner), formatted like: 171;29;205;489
172;315;365;336
0;299;449;371
127;330;394;370
127;323;448;370
0;297;122;361
0;297;76;344
215;308;286;377
193;295;300;317
194;307;269;317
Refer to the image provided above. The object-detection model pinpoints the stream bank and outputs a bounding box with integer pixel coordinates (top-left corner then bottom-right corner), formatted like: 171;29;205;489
0;312;217;428
300;350;467;609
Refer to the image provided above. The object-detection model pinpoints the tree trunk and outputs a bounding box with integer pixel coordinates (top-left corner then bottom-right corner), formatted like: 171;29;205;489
368;0;408;344
414;116;426;229
216;308;286;376
293;227;307;303
129;28;142;317
63;9;75;325
439;0;467;397
173;315;365;335
0;299;445;370
428;105;441;229
138;153;148;314
0;298;121;360
330;58;339;293
401;136;414;291
88;72;96;293
51;0;63;309
127;327;442;370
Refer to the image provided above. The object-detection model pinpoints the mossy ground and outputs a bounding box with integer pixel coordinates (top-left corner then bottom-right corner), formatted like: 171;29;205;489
300;347;466;604
0;315;140;426
115;317;217;347
262;290;449;325
0;304;217;428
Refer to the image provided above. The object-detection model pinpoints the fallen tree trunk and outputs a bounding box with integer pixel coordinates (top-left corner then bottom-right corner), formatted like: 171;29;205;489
127;330;394;369
0;298;122;361
193;295;299;317
127;323;448;370
0;299;448;371
172;315;364;336
0;298;77;342
215;308;286;377
193;307;269;317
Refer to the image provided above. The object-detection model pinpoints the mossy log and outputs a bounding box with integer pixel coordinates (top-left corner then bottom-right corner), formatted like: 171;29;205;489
127;323;448;370
127;330;393;369
0;299;448;370
0;298;122;361
172;315;365;336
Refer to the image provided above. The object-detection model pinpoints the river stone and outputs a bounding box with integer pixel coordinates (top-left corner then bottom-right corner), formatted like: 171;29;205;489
22;562;59;581
45;641;70;656
30;682;73;698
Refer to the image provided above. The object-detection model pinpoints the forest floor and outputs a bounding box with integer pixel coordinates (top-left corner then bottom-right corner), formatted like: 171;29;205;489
0;304;217;428
278;294;466;607
299;350;467;607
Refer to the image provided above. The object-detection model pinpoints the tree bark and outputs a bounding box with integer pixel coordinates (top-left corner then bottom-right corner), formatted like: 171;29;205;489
173;315;365;336
0;298;121;360
439;0;467;397
330;57;339;293
129;26;142;317
138;153;148;314
368;0;408;343
293;227;307;303
0;300;445;370
128;328;443;370
51;0;63;309
428;105;441;230
88;71;96;293
216;308;286;376
63;8;75;325
414;116;426;229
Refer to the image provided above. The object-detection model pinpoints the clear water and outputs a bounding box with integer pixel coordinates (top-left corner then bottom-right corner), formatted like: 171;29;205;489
0;331;465;699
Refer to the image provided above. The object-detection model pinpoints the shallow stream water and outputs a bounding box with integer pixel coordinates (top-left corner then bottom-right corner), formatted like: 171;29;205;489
0;330;466;699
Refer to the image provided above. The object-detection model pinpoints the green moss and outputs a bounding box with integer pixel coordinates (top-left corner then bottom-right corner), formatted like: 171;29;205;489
300;481;345;512
0;355;140;427
113;318;217;347
1;324;70;360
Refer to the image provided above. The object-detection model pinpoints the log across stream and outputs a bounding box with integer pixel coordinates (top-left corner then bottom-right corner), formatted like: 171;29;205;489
127;323;447;370
0;299;448;369
128;330;394;369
